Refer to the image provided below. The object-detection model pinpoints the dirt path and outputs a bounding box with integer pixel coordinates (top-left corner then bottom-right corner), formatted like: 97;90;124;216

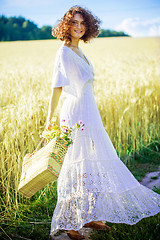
52;228;93;240
140;166;160;190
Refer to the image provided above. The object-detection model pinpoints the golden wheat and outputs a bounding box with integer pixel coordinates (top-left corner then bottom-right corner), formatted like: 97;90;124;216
0;37;160;217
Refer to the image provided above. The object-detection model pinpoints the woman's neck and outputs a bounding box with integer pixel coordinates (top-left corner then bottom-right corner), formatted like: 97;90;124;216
68;38;79;49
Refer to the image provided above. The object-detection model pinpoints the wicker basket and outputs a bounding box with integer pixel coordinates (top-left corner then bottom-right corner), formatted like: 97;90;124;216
18;137;69;198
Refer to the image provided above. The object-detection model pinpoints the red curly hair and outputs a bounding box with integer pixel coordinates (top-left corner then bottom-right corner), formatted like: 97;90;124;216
52;5;101;44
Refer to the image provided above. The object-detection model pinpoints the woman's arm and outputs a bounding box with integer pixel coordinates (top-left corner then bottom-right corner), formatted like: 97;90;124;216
45;86;62;130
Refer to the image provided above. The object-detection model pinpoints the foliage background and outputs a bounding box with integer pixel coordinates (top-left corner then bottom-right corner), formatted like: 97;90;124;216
0;15;130;41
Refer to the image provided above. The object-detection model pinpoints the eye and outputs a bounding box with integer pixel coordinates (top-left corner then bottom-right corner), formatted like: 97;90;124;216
71;21;76;25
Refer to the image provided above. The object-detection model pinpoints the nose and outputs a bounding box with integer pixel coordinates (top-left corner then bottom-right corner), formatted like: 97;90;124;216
77;23;82;28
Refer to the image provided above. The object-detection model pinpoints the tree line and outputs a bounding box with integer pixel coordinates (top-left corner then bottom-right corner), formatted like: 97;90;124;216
0;15;130;41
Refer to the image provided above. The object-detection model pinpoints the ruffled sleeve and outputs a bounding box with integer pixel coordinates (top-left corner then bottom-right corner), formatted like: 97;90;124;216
52;48;70;88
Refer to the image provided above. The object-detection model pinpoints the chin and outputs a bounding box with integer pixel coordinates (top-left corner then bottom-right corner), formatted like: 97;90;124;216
71;31;85;39
77;35;84;39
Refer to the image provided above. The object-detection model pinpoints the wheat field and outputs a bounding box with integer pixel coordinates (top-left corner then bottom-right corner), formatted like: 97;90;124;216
0;37;160;221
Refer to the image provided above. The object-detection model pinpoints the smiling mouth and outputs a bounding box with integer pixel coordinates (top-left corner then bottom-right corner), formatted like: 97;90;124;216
74;30;83;33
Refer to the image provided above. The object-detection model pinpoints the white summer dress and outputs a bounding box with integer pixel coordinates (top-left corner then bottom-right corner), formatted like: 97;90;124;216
50;42;160;236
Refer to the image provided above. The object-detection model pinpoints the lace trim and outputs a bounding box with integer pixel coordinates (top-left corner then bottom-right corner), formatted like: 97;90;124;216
50;184;160;235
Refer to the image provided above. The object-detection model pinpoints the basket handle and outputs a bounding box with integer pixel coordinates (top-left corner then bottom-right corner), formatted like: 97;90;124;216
24;138;48;160
34;138;47;152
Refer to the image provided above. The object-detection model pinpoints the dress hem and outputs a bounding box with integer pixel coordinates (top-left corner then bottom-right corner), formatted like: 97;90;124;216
50;210;160;236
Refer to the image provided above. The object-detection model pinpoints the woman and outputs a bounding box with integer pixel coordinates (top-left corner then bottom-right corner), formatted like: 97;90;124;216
45;5;160;240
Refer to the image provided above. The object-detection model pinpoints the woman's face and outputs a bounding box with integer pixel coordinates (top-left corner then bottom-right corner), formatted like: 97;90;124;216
70;13;86;41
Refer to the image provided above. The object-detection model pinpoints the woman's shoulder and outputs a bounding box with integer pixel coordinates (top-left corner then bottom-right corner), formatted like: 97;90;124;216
56;44;71;61
57;43;71;53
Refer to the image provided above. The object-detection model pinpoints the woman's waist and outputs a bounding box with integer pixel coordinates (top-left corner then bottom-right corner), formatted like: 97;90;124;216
61;91;97;118
63;83;94;100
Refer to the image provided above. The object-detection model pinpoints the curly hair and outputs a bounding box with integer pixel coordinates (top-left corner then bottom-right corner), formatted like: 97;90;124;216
52;5;101;44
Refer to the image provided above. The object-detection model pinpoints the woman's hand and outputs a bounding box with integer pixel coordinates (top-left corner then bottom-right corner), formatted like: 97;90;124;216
42;121;56;145
43;119;56;133
44;121;53;131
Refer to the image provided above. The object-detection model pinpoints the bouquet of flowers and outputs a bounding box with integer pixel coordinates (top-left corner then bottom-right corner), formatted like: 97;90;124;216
41;119;85;146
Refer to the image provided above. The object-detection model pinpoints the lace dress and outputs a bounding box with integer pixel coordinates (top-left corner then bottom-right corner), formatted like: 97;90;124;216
50;42;160;236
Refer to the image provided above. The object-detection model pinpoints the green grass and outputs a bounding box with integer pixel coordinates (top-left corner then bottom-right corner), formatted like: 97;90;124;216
150;176;159;180
0;182;57;240
90;211;160;240
122;138;160;182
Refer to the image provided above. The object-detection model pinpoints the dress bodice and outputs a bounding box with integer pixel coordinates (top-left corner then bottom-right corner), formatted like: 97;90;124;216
52;43;94;98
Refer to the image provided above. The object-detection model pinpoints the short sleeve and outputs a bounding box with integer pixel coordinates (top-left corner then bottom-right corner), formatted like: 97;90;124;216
52;48;70;88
